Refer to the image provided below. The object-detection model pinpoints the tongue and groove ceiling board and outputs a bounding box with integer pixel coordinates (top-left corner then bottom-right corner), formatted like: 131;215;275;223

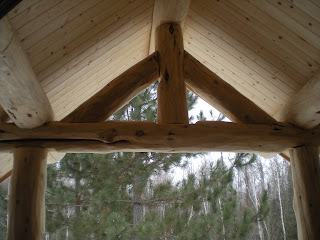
184;0;320;116
7;0;153;120
0;0;320;182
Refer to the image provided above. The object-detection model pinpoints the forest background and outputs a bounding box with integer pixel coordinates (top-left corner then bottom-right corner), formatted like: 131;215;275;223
0;84;297;239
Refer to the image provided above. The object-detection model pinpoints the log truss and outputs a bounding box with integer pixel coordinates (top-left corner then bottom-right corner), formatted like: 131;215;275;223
1;0;320;239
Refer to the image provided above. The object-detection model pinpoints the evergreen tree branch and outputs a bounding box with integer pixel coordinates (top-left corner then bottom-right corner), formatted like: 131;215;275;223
118;158;239;206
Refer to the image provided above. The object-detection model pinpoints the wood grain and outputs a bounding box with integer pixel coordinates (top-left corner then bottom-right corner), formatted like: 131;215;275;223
183;51;277;124
0;17;53;128
275;70;320;129
62;52;159;123
156;23;188;124
7;147;47;240
149;0;190;53
0;121;319;153
290;146;320;239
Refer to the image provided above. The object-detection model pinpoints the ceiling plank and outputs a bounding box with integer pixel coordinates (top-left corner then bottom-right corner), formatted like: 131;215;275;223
0;16;54;128
62;52;159;123
149;0;191;54
0;121;319;154
274;70;320;129
183;51;277;124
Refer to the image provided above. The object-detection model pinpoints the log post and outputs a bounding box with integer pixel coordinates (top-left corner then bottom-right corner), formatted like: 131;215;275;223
156;23;189;124
7;147;48;240
289;146;320;239
1;17;53;239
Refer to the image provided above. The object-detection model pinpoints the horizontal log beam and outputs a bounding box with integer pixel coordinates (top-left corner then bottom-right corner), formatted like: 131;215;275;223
183;51;277;124
0;121;319;153
62;52;159;123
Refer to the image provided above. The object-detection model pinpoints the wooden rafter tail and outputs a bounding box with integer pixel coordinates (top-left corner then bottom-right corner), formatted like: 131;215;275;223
0;16;54;128
274;70;320;129
62;52;159;123
183;51;277;124
0;121;319;153
149;0;191;54
156;23;188;124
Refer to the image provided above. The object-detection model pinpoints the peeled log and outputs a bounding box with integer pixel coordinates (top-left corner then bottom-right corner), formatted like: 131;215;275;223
149;0;191;53
183;51;276;124
0;17;53;128
0;121;319;154
156;23;188;124
62;52;159;123
290;146;320;239
7;147;47;240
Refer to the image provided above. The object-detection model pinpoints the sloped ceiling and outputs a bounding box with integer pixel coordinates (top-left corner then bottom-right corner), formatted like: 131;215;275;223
0;0;319;181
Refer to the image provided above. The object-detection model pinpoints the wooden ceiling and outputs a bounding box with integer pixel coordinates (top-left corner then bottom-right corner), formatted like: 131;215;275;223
0;0;320;181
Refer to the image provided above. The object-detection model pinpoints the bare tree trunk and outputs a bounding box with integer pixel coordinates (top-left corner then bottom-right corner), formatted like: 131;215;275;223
257;158;270;240
218;197;226;240
252;175;264;240
275;159;287;240
133;174;143;240
244;166;263;240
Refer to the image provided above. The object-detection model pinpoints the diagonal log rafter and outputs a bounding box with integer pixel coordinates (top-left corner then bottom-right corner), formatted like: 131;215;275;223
62;52;160;123
183;51;277;124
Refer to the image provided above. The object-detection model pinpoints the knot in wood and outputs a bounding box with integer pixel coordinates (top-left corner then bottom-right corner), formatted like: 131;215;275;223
164;71;169;81
99;128;118;143
169;24;174;34
136;130;144;137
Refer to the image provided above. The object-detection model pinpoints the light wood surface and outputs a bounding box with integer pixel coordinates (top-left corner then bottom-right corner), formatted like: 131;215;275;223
0;121;319;154
62;52;159;123
7;147;48;240
149;0;191;53
275;70;320;129
183;51;277;124
156;23;188;124
290;146;320;239
0;16;54;129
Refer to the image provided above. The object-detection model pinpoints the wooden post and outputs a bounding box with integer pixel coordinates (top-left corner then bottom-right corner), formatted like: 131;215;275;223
7;147;48;240
156;23;188;124
289;146;320;239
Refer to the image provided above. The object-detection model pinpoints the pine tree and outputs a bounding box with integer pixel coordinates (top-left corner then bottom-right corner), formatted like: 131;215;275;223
0;179;9;239
45;83;199;239
133;154;257;239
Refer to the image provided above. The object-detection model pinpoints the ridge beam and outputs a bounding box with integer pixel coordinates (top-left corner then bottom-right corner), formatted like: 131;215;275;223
149;0;191;54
